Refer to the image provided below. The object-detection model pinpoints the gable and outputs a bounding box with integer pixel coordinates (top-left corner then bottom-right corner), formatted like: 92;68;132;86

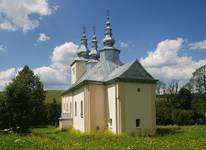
119;60;155;81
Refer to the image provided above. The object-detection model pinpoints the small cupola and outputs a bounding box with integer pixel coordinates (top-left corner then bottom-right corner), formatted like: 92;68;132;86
102;15;115;48
77;27;89;59
89;27;99;60
99;13;120;64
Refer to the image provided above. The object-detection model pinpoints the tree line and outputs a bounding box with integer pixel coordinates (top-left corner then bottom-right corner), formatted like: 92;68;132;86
156;64;206;125
0;66;60;132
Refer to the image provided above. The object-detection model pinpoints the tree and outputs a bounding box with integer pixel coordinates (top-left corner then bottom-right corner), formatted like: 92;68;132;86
172;109;192;125
156;99;174;125
190;64;206;94
4;66;45;132
191;99;206;124
0;93;10;129
156;81;166;95
174;88;192;110
46;98;61;126
167;80;179;94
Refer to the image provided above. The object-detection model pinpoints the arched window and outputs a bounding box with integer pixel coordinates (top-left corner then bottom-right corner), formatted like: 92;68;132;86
75;101;77;116
70;102;72;113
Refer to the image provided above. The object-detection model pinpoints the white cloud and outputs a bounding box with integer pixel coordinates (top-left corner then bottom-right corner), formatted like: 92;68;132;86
0;22;17;31
0;0;55;32
51;42;78;69
189;40;206;50
119;40;128;48
34;42;78;89
1;38;206;90
0;45;6;52
0;42;78;91
140;38;206;83
0;68;18;90
37;33;50;42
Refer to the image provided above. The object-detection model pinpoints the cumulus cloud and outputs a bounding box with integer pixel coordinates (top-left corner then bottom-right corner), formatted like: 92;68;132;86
119;40;128;48
0;22;17;31
0;45;6;52
34;42;78;89
51;42;78;69
0;68;18;90
140;38;206;83
1;38;206;90
0;0;55;32
189;40;206;50
37;33;50;42
0;42;78;91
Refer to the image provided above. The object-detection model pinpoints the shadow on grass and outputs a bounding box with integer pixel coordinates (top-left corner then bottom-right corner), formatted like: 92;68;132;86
156;126;182;136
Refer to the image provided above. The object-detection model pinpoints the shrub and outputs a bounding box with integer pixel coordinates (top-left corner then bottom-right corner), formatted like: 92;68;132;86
172;109;192;125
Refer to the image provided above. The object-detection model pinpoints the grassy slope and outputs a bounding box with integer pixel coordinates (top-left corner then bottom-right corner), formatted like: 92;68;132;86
0;125;206;150
45;90;63;104
0;90;63;104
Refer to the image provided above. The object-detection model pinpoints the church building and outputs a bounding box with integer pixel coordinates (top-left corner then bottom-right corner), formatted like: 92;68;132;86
59;15;157;135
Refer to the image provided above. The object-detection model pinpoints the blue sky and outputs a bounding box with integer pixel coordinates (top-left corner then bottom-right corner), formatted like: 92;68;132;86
0;0;206;90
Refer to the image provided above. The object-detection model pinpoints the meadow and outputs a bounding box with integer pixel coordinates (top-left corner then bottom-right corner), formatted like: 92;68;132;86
0;125;206;150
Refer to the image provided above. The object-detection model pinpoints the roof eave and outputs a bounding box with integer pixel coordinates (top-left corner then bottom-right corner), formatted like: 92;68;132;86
61;80;104;96
105;77;158;85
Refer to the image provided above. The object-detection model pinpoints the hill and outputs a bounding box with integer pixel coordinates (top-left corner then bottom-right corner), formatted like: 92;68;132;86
45;90;63;104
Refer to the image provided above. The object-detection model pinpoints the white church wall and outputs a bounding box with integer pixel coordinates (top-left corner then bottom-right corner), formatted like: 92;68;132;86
71;61;86;84
73;87;85;132
118;82;156;135
107;84;117;133
61;94;72;114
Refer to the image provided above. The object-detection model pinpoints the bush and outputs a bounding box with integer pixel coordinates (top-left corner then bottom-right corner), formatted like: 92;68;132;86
172;109;192;125
156;100;174;125
45;98;60;126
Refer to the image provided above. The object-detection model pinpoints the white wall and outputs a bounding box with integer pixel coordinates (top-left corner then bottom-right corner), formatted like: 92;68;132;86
118;82;156;135
71;62;86;84
62;95;72;113
73;87;85;132
107;84;117;133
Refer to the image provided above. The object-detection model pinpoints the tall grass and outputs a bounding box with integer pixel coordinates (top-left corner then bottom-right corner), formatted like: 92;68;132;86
0;125;206;150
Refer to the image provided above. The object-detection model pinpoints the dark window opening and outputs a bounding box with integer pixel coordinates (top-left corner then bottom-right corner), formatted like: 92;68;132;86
136;119;140;127
96;126;100;131
80;100;83;118
70;102;72;113
75;101;77;116
109;118;112;126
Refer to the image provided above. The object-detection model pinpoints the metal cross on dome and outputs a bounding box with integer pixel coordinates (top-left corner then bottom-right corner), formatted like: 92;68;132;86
106;9;110;17
82;26;86;33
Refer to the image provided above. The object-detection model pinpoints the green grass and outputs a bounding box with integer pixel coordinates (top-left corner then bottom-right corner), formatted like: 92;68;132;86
45;90;63;103
0;125;206;150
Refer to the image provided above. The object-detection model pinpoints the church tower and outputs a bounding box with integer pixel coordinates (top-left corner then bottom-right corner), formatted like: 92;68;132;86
70;28;88;84
99;13;120;64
